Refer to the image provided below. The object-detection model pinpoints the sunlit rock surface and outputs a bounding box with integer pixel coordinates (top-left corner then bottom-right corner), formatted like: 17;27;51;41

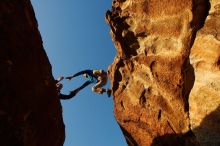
189;0;220;146
0;0;65;146
106;0;219;145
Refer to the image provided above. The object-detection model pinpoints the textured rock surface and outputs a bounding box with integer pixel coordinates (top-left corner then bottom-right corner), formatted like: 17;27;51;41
189;0;220;145
0;1;65;146
106;0;219;146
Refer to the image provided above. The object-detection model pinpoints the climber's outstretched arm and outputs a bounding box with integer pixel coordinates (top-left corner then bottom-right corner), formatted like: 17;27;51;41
66;70;92;80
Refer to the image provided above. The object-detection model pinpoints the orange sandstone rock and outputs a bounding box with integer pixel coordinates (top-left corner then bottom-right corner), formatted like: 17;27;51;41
106;0;219;145
189;0;220;145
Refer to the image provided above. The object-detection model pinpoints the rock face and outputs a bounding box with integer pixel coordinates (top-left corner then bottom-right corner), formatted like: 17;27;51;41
0;1;65;146
106;0;219;146
189;0;220;145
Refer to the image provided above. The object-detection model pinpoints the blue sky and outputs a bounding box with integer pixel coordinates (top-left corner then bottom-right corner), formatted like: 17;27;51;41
31;0;126;146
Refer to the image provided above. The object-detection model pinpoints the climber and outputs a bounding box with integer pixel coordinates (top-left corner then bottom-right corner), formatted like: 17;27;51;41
56;76;76;100
66;69;111;97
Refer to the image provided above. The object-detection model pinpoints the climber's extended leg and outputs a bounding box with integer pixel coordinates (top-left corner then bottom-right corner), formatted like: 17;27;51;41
59;93;74;100
69;80;92;96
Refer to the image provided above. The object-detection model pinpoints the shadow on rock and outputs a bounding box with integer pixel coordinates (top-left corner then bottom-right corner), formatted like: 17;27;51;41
151;106;220;146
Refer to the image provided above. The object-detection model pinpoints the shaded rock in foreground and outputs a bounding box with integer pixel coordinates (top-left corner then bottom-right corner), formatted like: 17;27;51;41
0;0;65;146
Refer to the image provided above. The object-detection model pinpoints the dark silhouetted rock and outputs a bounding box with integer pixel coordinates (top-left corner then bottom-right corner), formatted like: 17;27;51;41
0;1;65;146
